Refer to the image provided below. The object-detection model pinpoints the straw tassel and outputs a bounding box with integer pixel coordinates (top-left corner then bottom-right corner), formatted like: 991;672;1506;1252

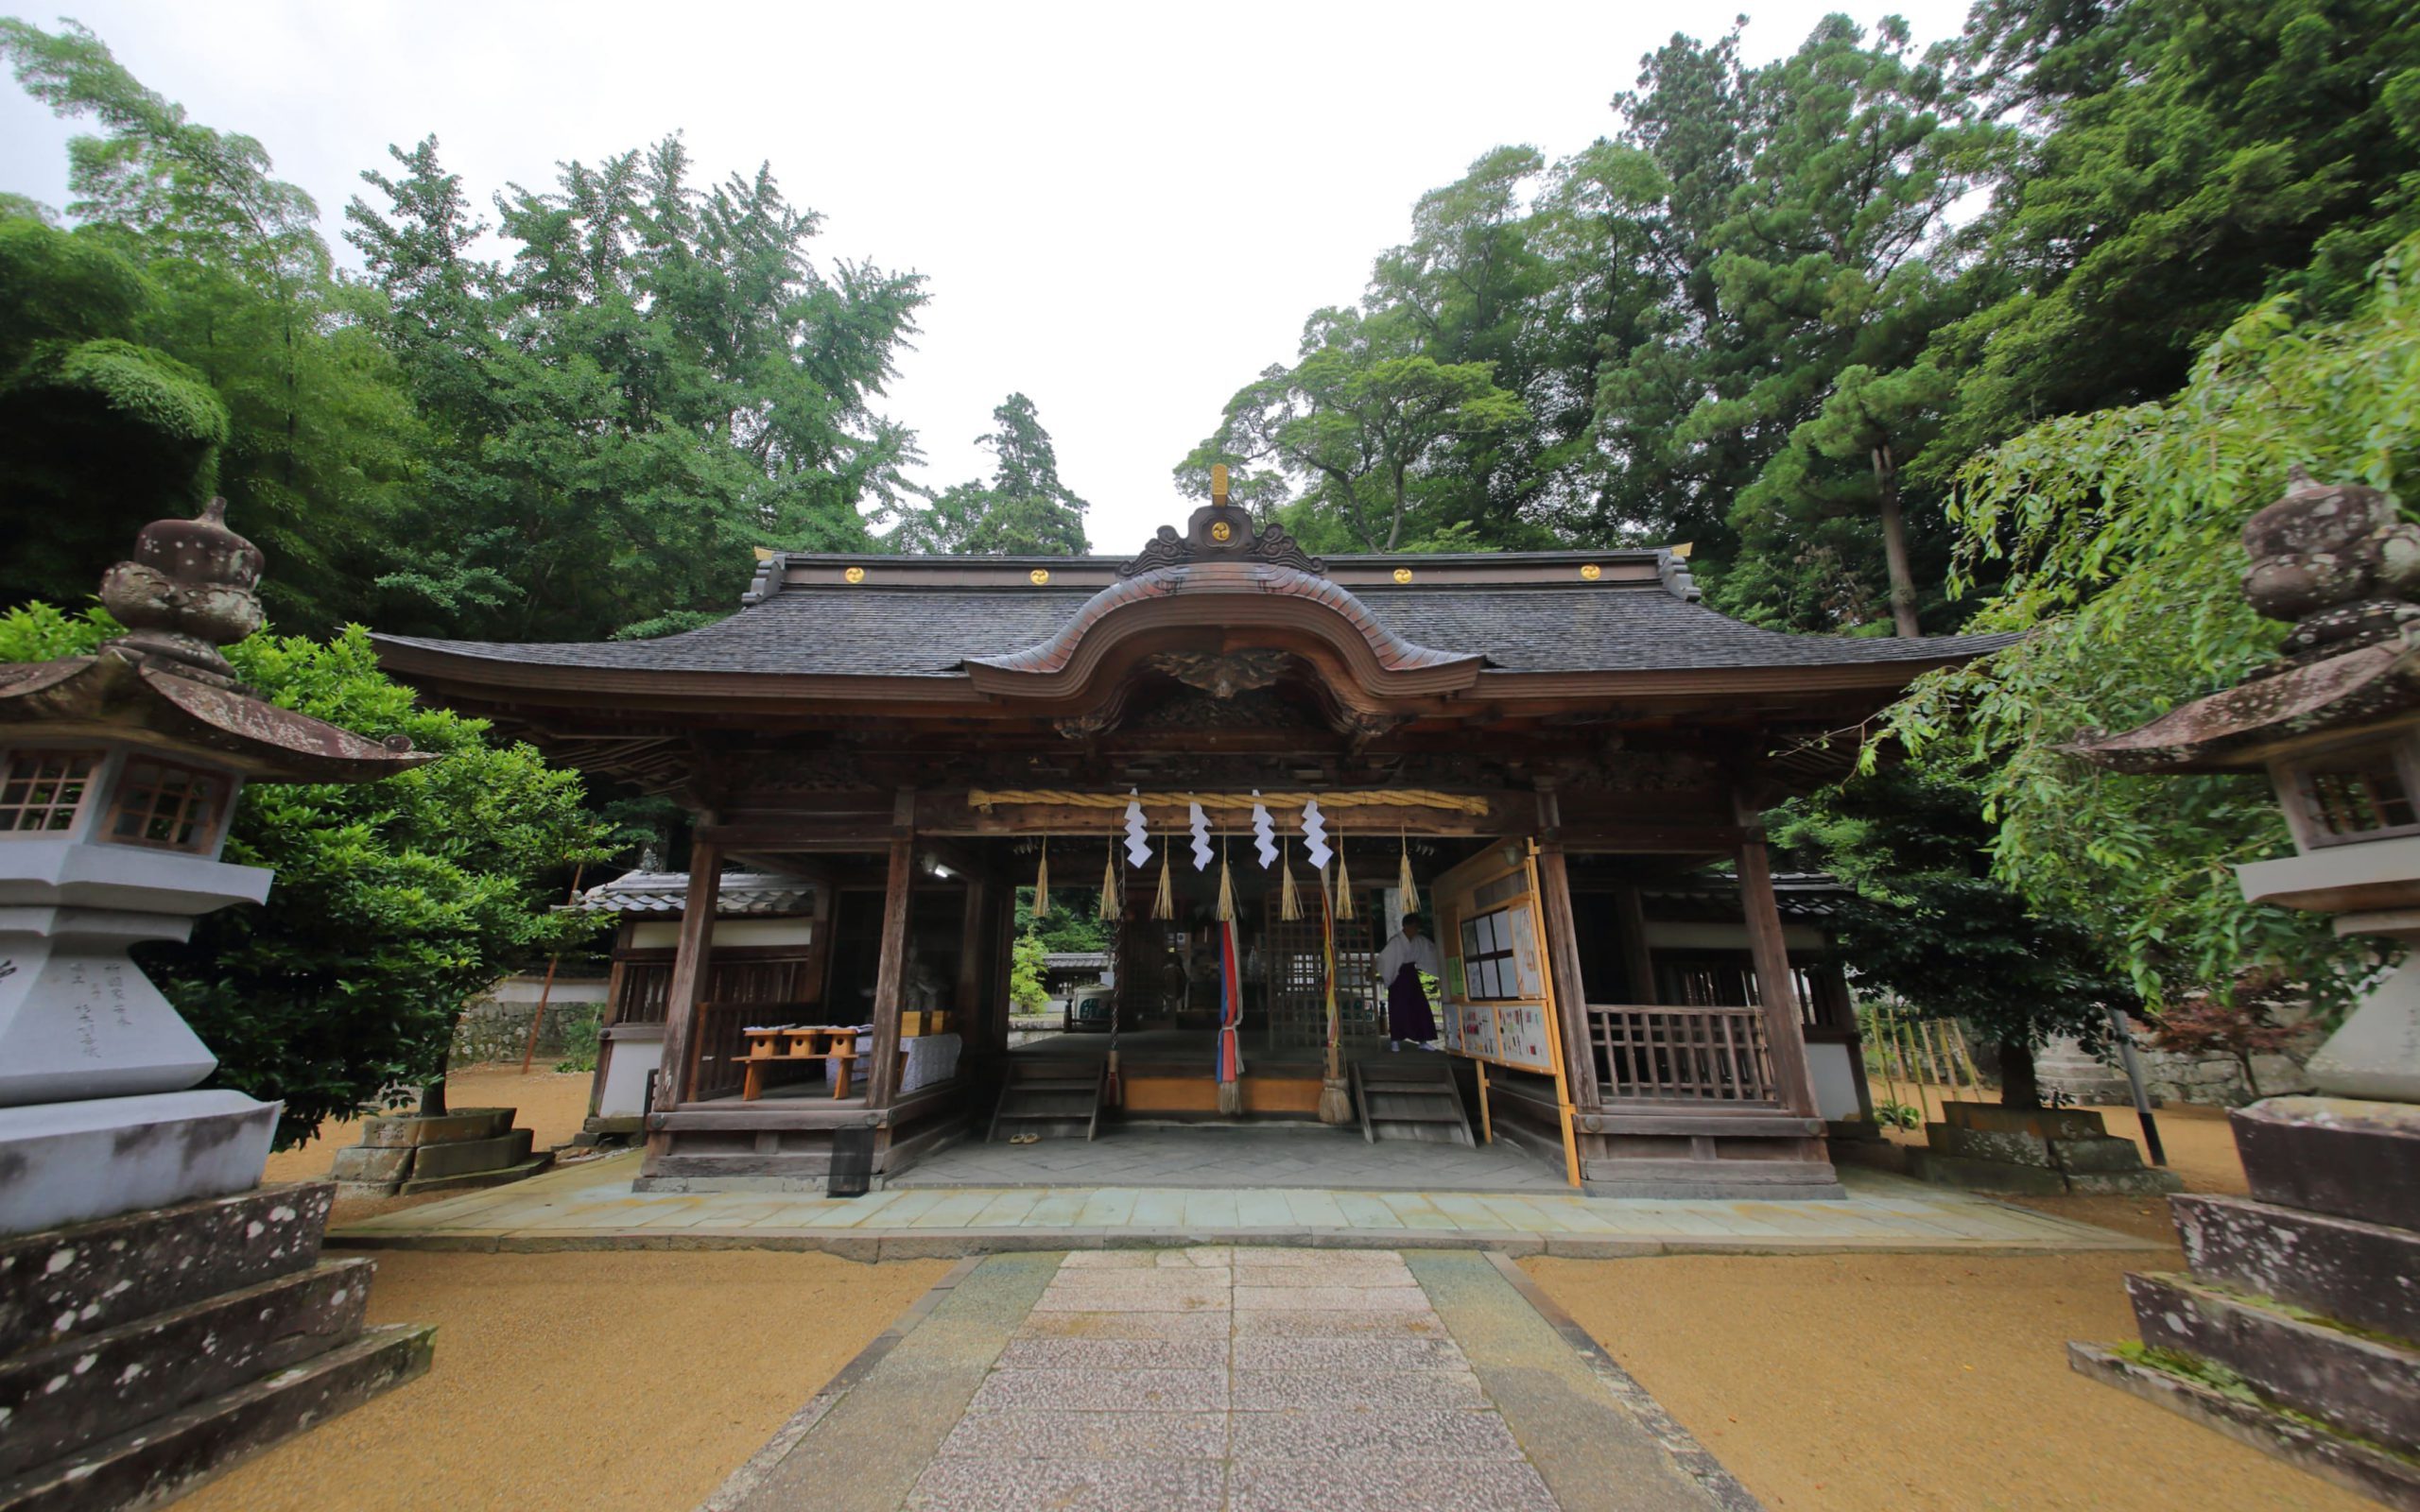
1278;837;1302;921
1152;851;1174;919
1397;831;1418;914
1215;837;1237;923
1032;835;1049;923
1334;827;1355;919
1098;836;1119;919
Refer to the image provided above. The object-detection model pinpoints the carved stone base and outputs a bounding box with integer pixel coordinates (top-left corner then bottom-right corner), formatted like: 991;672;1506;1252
0;1182;431;1512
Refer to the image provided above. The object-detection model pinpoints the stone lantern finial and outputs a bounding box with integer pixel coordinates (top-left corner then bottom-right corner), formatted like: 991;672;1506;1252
96;496;266;687
2238;466;2420;668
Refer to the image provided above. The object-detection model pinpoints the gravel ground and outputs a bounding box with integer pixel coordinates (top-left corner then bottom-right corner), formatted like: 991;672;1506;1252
1526;1091;2372;1512
178;1248;953;1512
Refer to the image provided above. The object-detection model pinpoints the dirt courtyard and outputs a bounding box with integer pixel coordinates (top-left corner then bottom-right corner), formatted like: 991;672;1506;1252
1527;1093;2370;1512
179;1248;952;1512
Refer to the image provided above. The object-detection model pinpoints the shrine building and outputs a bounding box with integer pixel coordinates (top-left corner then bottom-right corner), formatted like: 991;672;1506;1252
374;496;2005;1199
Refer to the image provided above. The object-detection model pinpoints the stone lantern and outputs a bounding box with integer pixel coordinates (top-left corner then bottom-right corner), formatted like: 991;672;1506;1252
2066;466;2420;1506
0;501;434;1508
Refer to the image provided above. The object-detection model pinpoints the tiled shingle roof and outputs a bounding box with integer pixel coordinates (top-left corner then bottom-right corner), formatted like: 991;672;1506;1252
378;559;2012;678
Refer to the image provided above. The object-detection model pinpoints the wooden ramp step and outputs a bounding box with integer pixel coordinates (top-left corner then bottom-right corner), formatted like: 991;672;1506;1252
988;1060;1108;1142
1350;1057;1475;1146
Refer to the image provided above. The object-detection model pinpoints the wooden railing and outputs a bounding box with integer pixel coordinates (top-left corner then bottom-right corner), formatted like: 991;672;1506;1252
1587;1005;1777;1104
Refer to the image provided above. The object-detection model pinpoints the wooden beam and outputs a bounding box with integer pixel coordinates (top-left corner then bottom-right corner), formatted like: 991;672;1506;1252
650;846;722;1120
1735;816;1820;1117
1532;784;1601;1112
865;789;917;1108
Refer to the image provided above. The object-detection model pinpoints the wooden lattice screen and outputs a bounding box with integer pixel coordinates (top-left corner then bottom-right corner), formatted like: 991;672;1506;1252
1261;889;1381;1049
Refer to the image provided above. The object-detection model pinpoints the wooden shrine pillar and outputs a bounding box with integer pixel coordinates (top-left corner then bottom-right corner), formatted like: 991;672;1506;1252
956;872;990;1018
1611;885;1657;1005
1532;783;1601;1111
650;845;722;1117
1734;814;1819;1116
866;790;917;1108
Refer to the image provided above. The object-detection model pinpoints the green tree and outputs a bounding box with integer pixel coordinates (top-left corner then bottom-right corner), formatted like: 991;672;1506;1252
1928;0;2420;473
890;392;1091;554
1883;232;2420;1018
347;133;929;639
1009;932;1050;1012
0;602;610;1144
0;215;229;597
0;21;422;633
1776;768;2138;1105
1181;306;1526;552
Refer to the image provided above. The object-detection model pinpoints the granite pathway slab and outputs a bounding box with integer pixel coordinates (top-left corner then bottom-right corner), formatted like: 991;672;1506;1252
701;1246;1754;1511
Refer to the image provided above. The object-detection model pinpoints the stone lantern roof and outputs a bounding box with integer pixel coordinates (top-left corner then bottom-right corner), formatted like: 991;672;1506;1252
0;499;431;782
2066;467;2420;773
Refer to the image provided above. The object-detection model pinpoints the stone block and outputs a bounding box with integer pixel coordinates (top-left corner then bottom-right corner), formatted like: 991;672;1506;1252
0;1259;374;1479
2047;1136;2153;1174
405;1127;533;1180
0;1182;329;1359
2174;1194;2420;1346
354;1108;513;1149
1929;1122;2055;1168
2064;1167;2184;1195
328;1144;412;1184
2232;1097;2420;1231
0;1322;433;1512
2126;1272;2420;1451
1901;1150;2068;1195
0;1090;279;1237
1940;1100;2110;1142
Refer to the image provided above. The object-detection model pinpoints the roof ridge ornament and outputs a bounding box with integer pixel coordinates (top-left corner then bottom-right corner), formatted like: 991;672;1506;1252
1118;464;1327;578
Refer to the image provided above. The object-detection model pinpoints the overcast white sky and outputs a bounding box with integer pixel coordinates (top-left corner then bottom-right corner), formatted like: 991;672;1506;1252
2;0;1969;556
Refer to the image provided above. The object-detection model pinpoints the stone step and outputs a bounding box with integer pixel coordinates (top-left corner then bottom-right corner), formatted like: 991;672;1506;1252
2064;1167;2183;1196
1901;1150;2067;1195
2175;1194;2420;1346
0;1259;374;1479
0;1182;332;1361
0;1323;434;1512
396;1155;551;1196
406;1126;535;1181
2070;1343;2420;1512
2126;1272;2420;1451
2231;1097;2420;1231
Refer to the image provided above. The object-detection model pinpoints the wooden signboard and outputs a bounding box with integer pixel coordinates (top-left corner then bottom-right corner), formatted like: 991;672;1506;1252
1430;841;1581;1184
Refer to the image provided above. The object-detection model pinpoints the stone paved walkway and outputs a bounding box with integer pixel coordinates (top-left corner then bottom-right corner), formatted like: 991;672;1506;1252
702;1246;1754;1512
891;1125;1574;1191
333;1152;2158;1259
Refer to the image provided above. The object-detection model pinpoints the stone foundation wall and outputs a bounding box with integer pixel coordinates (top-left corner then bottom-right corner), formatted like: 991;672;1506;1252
2135;1046;2316;1108
450;997;605;1067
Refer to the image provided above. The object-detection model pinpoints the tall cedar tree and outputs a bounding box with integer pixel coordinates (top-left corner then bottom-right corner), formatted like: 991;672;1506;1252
890;393;1092;554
